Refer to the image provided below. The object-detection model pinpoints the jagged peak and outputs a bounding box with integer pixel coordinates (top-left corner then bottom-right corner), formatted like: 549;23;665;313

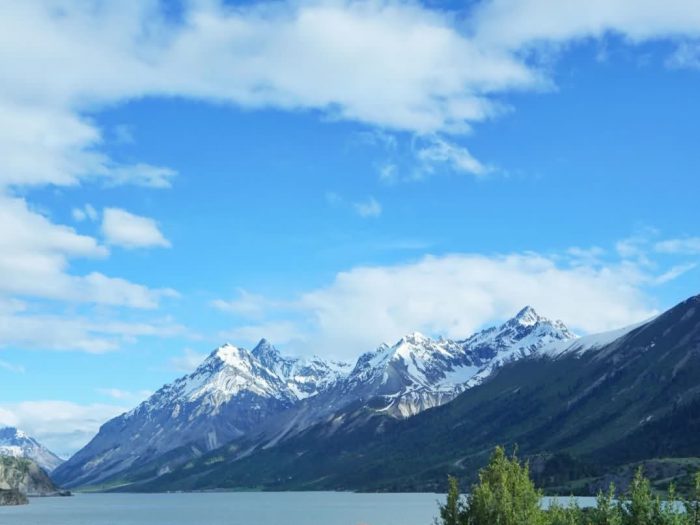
252;338;274;352
508;306;574;338
208;343;251;367
512;305;543;326
251;338;280;359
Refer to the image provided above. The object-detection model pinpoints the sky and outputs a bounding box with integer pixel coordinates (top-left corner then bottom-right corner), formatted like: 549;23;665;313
0;0;699;457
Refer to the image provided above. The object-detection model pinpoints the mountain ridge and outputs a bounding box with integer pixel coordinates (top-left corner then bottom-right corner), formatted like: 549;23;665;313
53;306;574;488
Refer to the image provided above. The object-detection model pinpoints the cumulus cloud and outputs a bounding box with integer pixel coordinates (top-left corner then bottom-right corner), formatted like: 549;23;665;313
0;401;127;458
101;208;171;249
0;195;173;308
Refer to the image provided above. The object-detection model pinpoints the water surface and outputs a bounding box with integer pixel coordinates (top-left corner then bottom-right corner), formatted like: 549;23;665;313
0;492;442;525
0;492;600;525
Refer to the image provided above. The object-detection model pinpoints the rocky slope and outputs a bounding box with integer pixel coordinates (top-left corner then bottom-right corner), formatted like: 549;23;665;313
0;456;60;497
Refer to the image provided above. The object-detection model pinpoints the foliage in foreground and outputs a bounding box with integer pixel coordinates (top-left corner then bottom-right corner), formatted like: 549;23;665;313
436;447;700;525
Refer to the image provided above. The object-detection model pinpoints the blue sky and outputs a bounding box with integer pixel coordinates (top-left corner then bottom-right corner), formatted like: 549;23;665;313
1;0;699;456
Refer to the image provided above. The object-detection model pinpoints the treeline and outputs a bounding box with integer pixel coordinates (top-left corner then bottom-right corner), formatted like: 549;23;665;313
436;447;700;525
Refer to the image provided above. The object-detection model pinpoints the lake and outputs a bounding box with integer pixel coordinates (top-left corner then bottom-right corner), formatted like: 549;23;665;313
0;492;599;525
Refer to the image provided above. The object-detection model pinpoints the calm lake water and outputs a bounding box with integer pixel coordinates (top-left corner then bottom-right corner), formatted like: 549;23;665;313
0;492;599;525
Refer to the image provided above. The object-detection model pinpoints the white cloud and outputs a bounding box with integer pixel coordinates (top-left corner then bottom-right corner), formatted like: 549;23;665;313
653;263;697;285
0;0;698;194
655;237;700;254
353;197;382;218
415;137;489;177
101;208;171;249
0;0;539;193
297;254;657;355
169;348;208;374
0;195;172;308
0;0;699;196
104;164;176;189
472;0;700;48
0;401;127;458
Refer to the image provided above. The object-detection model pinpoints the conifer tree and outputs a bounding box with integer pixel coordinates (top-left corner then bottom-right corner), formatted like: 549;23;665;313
589;483;622;525
435;476;467;525
620;467;656;525
466;446;545;525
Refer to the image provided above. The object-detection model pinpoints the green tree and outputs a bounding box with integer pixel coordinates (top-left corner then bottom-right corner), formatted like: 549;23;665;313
545;497;582;525
620;467;656;525
652;484;686;525
588;483;622;525
436;476;467;525
466;446;545;525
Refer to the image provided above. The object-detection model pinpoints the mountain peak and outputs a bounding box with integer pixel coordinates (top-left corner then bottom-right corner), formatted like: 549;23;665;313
513;305;542;326
252;338;277;356
209;343;250;368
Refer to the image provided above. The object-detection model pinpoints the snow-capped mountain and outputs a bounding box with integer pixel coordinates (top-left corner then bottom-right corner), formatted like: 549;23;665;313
54;306;575;488
0;427;64;473
52;340;351;488
328;306;575;417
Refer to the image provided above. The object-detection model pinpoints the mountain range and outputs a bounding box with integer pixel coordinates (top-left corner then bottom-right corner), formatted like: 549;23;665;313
52;306;574;488
52;295;700;494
